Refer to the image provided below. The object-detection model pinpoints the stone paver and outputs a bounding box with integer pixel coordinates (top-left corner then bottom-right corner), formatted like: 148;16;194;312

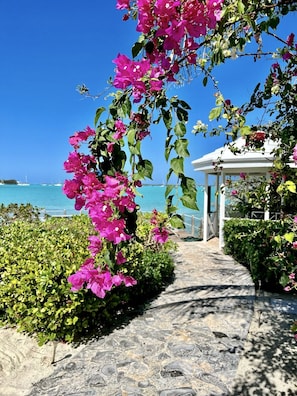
27;240;256;396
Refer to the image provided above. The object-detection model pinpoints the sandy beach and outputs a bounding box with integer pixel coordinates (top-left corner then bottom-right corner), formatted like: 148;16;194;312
0;327;83;396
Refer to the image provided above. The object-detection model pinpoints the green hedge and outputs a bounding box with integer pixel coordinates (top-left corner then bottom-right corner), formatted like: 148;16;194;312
0;214;174;345
223;219;296;292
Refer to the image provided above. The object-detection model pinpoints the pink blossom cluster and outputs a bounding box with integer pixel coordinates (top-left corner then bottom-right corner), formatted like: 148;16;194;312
114;0;224;101
113;54;163;102
150;208;169;244
63;126;138;298
282;33;296;61
284;272;296;292
68;258;136;298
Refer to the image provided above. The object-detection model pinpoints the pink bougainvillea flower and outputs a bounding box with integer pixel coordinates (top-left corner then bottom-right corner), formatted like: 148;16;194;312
69;126;95;149
87;270;114;298
74;194;85;211
282;51;292;61
113;54;150;89
239;172;246;180
137;130;150;140
64;152;83;173
113;119;127;140
115;195;137;213
68;258;96;291
112;273;137;287
150;77;163;92
289;273;296;280
293;215;297;224
292;241;297;249
121;274;137;287
152;227;169;244
284;286;291;292
116;250;127;264
231;190;238;196
63;179;81;199
100;219;131;244
136;0;155;34
286;33;295;46
107;142;115;153
88;235;103;256
82;172;102;190
116;0;130;10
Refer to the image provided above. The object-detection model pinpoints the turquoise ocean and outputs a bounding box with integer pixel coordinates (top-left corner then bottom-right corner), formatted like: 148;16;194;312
0;184;207;233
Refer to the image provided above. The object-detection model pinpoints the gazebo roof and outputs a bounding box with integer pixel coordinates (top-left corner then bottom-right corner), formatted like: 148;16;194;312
192;137;280;174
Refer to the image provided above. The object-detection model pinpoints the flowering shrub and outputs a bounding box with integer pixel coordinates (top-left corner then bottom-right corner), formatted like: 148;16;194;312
0;215;175;345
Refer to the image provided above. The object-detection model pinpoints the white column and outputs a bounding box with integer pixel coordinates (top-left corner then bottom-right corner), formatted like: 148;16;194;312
264;172;270;220
214;173;220;235
219;172;225;250
203;172;209;242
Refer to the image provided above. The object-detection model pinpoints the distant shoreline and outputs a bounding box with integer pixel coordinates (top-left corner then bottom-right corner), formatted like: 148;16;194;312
0;179;18;185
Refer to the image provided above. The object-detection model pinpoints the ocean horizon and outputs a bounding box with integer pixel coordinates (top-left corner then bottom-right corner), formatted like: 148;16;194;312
0;184;209;235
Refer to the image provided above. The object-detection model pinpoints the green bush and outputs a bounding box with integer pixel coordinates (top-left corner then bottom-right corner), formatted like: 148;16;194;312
223;218;296;291
0;214;175;345
0;203;40;225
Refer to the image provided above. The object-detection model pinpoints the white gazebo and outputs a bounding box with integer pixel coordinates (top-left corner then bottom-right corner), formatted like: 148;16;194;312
192;137;282;249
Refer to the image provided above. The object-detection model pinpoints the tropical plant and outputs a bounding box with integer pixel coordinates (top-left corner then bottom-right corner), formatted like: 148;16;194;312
62;1;297;298
0;215;174;345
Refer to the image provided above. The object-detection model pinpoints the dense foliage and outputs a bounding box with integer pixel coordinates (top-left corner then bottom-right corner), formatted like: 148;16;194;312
0;213;175;345
224;218;297;292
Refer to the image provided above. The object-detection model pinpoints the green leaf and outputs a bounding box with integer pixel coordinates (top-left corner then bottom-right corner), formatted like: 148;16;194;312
202;76;208;87
176;107;188;122
269;16;280;30
94;107;105;127
174;139;190;158
237;0;245;14
170;157;184;175
164;145;174;161
284;232;295;243
178;100;191;110
165;184;175;197
174;122;186;137
180;194;198;210
285;181;296;193
169;214;185;229
136;159;153;179
127;128;136;145
129;142;141;155
209;106;222;121
132;41;143;58
240;126;251;136
181;176;197;195
167;205;179;214
161;109;172;130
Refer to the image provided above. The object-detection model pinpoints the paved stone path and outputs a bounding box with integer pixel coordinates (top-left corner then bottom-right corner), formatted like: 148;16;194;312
27;240;256;396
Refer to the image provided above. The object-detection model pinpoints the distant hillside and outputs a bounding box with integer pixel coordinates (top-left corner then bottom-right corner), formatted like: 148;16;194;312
0;179;18;185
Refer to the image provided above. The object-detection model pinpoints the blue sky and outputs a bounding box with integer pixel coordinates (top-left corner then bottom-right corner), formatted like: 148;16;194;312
0;1;296;185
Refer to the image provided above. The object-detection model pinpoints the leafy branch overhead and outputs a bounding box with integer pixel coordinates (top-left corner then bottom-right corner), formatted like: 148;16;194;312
65;0;297;298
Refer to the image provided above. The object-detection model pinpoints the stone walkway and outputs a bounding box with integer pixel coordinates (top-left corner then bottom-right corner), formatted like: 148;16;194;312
27;239;259;396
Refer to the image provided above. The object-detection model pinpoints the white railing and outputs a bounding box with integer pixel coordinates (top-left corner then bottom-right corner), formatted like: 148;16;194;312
182;213;203;238
40;209;74;218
